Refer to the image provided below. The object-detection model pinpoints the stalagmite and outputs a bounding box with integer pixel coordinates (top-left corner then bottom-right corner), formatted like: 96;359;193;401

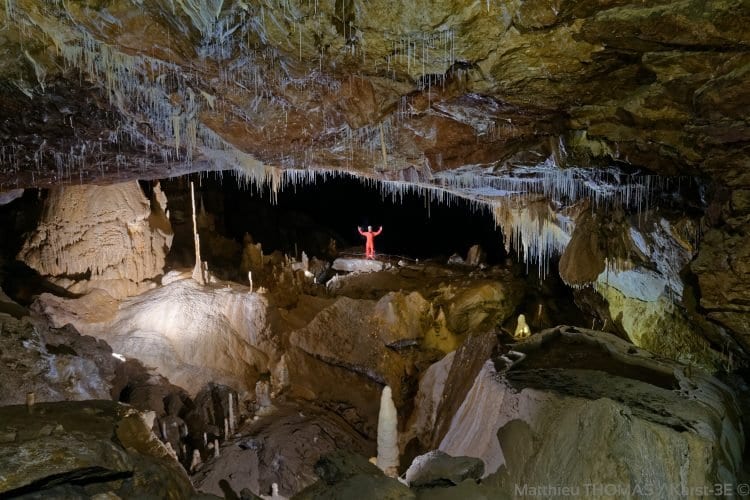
377;385;399;477
191;181;206;285
224;417;229;439
272;354;290;394
165;442;178;460
514;314;531;339
25;392;35;410
260;483;287;500
214;438;220;458
256;380;272;409
228;392;235;435
190;449;202;473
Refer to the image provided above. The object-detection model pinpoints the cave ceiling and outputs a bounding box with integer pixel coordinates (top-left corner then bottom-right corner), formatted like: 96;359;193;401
0;0;747;194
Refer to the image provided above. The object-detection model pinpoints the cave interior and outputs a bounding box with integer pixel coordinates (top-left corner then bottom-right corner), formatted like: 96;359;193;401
0;0;749;498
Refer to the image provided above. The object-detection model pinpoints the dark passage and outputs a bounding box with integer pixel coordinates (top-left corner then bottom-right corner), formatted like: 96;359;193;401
162;173;508;264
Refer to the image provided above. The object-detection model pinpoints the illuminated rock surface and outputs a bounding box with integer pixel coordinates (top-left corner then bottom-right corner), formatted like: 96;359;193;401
34;278;272;395
18;181;173;299
406;326;743;493
0;0;746;350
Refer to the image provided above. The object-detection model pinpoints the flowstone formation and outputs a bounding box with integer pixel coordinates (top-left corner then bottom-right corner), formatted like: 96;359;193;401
18;181;173;299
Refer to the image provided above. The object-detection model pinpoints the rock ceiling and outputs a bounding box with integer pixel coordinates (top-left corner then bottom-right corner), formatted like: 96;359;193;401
0;0;747;189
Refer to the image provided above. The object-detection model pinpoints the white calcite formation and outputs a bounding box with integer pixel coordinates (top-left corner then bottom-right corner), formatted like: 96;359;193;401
18;181;173;299
376;386;399;478
513;313;531;339
331;258;386;273
407;327;743;494
34;278;272;395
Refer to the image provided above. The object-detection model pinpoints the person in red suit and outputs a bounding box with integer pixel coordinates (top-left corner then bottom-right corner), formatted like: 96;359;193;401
358;225;382;259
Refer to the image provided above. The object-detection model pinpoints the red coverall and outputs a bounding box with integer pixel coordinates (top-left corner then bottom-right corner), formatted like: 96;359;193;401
358;226;382;259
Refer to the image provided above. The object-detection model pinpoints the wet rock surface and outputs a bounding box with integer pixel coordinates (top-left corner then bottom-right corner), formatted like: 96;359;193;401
295;451;415;500
0;313;116;406
0;400;205;499
404;450;484;488
0;0;747;188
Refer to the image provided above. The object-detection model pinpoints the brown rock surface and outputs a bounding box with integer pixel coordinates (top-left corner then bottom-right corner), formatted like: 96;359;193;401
692;228;750;349
0;400;201;498
193;405;372;498
289;296;420;403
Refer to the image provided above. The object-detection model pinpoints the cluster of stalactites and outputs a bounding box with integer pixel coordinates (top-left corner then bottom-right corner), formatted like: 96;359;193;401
227;164;661;278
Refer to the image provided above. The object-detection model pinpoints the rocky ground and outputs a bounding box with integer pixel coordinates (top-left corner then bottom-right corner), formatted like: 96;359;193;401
2;245;748;498
0;178;748;498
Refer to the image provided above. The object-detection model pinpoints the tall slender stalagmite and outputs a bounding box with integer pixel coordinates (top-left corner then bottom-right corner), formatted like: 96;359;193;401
191;181;205;285
377;385;399;477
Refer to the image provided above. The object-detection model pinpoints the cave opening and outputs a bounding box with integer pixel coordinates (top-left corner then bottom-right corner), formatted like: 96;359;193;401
156;172;590;332
159;172;509;267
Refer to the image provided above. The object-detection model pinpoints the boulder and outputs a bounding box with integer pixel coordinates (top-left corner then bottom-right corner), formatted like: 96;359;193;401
288;297;421;405
0;314;116;406
313;451;382;485
332;258;386;273
0;400;199;498
404;450;484;488
411;326;743;494
372;291;431;346
464;245;486;267
443;281;521;334
295;473;415;500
